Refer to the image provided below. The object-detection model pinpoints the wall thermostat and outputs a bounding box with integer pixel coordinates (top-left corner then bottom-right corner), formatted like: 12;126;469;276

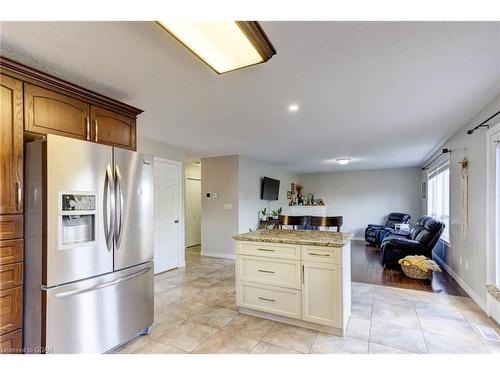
206;192;218;199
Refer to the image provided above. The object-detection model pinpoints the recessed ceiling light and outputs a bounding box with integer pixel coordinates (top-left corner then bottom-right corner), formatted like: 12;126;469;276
288;104;299;112
336;158;351;165
157;21;276;74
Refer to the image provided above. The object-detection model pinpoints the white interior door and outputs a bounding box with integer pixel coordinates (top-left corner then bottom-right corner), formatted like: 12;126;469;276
154;158;182;274
185;178;201;247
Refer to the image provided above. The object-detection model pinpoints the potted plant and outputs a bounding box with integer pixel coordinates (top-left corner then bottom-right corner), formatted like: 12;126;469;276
271;207;282;219
260;208;267;221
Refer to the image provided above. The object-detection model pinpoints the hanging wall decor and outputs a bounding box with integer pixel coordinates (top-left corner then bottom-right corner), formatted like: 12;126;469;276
459;158;469;239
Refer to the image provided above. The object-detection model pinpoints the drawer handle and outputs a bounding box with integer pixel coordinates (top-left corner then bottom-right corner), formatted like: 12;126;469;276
309;252;330;257
257;269;275;274
258;248;275;252
258;296;276;302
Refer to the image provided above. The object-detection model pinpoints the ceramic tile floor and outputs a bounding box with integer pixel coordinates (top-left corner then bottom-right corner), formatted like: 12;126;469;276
113;246;500;354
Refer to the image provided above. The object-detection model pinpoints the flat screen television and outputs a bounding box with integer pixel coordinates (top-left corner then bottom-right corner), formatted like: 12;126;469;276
261;177;280;200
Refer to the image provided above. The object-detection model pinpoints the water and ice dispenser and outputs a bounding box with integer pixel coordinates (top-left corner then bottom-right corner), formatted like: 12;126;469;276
59;193;97;248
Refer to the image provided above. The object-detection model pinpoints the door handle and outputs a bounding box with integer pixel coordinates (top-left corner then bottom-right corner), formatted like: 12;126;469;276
94;119;98;142
54;267;151;298
86;117;90;141
16;181;22;211
308;252;330;257
174;220;179;223
103;164;115;251
114;164;124;249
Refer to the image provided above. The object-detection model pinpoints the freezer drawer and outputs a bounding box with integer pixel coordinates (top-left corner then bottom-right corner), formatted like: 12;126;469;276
44;262;153;353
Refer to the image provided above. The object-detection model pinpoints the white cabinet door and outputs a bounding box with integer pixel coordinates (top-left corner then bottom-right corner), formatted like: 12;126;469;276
302;261;341;327
154;158;182;274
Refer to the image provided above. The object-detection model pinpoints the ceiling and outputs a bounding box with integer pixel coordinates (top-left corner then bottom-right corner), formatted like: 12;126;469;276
1;21;500;172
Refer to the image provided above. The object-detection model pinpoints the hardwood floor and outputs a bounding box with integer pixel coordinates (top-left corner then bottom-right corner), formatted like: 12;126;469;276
351;240;468;296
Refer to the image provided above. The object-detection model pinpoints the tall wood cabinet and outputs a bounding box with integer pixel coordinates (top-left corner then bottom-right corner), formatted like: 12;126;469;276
0;56;143;354
0;74;24;354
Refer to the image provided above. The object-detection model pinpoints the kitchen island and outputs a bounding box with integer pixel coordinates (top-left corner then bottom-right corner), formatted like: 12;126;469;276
234;229;352;336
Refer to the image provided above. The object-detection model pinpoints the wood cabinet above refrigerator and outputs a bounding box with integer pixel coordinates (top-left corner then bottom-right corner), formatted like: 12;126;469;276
1;57;143;151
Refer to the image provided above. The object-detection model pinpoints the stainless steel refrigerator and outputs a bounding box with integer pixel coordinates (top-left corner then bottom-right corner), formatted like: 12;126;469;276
24;134;154;354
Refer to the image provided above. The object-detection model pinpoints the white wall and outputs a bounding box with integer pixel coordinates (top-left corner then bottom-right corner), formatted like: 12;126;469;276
421;92;500;308
138;136;195;162
297;168;422;239
201;155;239;259
238;156;298;233
185;162;201;179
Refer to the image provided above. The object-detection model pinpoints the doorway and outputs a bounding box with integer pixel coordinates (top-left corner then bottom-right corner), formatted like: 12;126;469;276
154;157;183;274
185;162;202;248
185;178;201;247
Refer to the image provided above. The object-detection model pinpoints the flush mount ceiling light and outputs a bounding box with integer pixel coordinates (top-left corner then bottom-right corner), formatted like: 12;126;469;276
288;104;299;112
336;158;351;165
157;21;276;74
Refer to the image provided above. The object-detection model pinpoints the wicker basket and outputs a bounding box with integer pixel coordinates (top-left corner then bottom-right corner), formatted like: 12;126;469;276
401;263;433;279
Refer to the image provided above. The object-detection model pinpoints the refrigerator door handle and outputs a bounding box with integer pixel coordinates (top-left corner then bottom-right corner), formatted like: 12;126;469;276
114;164;125;249
103;164;115;251
53;267;151;298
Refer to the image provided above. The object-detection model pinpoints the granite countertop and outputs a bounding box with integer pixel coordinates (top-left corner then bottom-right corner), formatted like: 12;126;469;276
234;229;353;247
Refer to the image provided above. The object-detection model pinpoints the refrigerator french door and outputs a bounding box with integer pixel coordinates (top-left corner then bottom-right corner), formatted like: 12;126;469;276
24;134;153;354
113;148;154;270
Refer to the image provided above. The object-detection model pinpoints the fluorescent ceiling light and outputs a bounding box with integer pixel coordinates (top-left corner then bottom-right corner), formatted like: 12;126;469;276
288;104;299;112
157;21;276;74
336;158;351;165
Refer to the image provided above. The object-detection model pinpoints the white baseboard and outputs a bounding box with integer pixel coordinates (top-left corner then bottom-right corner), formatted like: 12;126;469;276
433;253;487;311
200;251;235;260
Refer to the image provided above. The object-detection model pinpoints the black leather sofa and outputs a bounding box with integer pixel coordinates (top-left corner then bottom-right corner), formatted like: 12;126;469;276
365;212;411;247
380;216;445;268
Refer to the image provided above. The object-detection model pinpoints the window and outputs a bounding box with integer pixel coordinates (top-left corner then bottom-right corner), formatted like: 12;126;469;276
427;162;450;243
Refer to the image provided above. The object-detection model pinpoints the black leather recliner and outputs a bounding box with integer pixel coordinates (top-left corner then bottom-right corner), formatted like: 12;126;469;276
365;212;411;247
380;216;445;268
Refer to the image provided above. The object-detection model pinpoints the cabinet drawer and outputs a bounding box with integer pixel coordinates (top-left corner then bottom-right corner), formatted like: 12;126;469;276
301;245;340;264
0;239;23;265
237;255;301;289
0;263;23;291
0;215;23;240
0;329;22;354
0;286;22;334
237;282;301;319
237;241;300;260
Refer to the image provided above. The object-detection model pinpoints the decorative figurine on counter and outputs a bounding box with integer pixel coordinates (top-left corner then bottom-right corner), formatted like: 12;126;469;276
296;184;304;205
